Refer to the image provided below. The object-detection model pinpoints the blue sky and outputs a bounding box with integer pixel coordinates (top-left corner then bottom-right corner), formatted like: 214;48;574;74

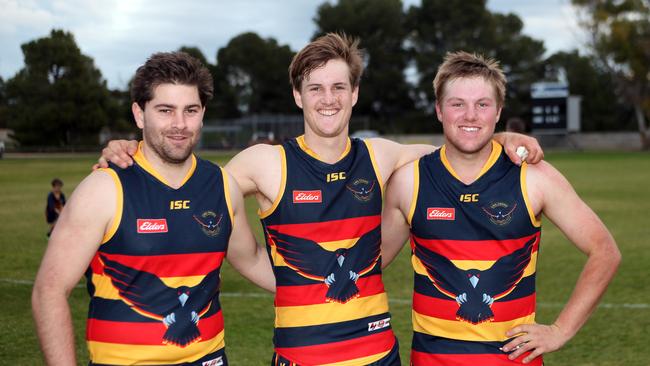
0;0;585;90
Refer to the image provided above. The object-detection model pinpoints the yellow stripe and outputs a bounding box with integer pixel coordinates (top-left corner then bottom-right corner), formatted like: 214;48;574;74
440;140;501;182
88;331;224;365
92;274;209;301
296;135;351;162
275;293;390;327
363;139;384;196
99;169;123;244
132;141;197;188
259;145;286;219
412;252;538;278
407;159;420;226
413;310;536;342
220;167;234;224
321;350;391;366
318;238;359;251
520;162;542;227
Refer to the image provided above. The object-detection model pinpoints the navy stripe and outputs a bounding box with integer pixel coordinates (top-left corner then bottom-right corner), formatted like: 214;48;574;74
87;297;222;322
274;312;393;348
413;272;536;301
412;331;510;355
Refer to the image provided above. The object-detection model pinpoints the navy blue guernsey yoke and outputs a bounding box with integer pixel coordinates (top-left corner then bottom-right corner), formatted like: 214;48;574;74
85;148;232;366
260;136;398;365
408;141;542;365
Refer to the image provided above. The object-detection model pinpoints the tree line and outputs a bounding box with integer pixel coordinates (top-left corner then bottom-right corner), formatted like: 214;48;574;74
0;0;647;149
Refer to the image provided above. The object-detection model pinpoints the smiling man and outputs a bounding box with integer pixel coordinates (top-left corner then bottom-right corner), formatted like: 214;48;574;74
32;52;273;366
98;34;545;365
381;51;620;365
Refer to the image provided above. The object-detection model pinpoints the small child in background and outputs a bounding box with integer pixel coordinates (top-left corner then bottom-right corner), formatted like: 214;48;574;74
46;178;66;237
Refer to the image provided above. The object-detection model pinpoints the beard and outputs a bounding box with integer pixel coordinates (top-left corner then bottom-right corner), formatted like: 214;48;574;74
145;128;197;165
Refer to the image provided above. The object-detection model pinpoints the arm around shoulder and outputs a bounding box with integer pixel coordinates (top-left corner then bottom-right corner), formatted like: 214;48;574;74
225;143;281;198
366;137;437;185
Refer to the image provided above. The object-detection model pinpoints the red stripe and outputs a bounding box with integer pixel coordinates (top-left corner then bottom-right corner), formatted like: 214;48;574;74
276;331;394;365
275;274;386;306
411;232;539;261
86;310;224;345
413;293;536;322
411;350;543;365
89;252;225;276
267;215;380;242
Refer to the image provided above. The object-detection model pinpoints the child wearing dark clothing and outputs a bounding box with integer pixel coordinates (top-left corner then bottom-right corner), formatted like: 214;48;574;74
46;178;66;237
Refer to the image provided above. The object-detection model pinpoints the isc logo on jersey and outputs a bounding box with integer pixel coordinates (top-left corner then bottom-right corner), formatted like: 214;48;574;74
293;190;322;203
426;208;455;221
136;219;168;233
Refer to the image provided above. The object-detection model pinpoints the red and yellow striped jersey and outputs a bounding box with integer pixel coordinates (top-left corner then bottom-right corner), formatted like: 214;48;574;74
408;142;542;365
261;136;397;365
86;147;233;365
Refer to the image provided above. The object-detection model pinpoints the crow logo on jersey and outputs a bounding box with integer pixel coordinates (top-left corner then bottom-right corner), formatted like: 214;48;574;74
482;201;517;226
266;225;381;303
100;254;220;347
193;211;223;237
414;235;537;324
346;178;376;202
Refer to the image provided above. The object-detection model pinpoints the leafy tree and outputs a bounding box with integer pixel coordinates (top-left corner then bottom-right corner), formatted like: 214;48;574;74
313;0;414;132
178;46;210;66
542;50;632;131
407;0;545;122
572;0;650;148
5;29;116;147
215;32;295;115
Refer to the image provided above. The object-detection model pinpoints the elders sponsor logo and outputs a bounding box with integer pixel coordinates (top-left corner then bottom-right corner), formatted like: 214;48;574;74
368;317;391;332
136;219;168;233
202;356;223;366
293;190;322;203
427;207;455;221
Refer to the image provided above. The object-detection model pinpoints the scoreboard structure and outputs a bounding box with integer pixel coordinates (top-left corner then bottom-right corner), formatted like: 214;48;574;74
531;82;581;134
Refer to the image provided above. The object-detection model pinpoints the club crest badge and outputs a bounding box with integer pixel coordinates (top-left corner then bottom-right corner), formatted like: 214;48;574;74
482;201;517;226
193;211;223;237
346;178;376;202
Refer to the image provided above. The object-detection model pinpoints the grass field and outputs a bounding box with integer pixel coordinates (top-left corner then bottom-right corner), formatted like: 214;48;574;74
0;150;648;365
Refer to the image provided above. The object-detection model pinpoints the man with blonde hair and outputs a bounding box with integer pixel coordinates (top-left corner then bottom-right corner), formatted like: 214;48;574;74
381;51;620;365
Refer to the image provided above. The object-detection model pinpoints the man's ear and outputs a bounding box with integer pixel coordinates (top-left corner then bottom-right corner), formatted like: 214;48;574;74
132;102;145;129
292;88;303;109
351;85;359;107
435;103;443;123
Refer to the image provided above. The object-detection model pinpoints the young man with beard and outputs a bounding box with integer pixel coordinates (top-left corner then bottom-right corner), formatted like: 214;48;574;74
98;34;543;365
381;51;620;365
32;52;273;366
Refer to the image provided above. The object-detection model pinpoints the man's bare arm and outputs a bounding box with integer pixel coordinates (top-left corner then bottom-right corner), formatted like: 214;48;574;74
381;162;416;268
503;161;620;363
223;171;275;292
32;171;116;365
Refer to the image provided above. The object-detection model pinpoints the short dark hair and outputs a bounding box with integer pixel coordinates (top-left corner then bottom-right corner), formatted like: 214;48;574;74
289;33;364;91
51;178;63;187
434;51;506;108
131;51;214;110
